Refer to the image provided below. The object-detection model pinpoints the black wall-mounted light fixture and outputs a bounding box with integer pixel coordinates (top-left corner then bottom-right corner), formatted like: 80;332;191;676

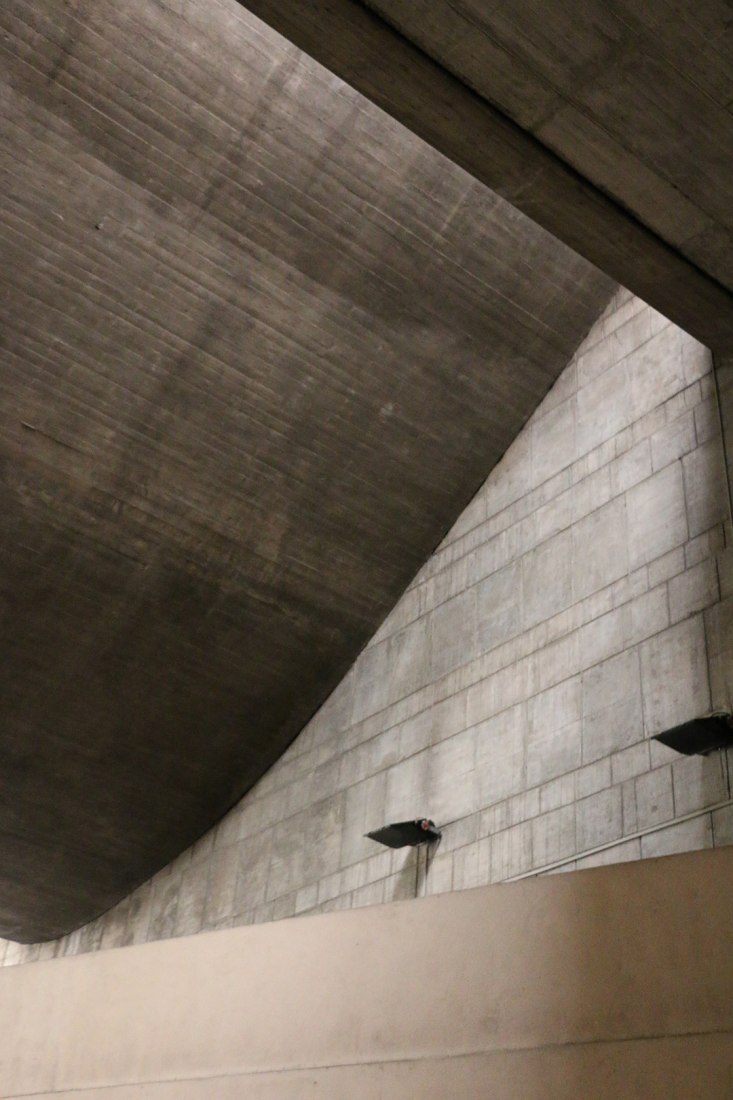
653;713;733;756
365;818;441;848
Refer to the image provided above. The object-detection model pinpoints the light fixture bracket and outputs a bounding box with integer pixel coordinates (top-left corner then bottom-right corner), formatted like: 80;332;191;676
653;713;733;756
365;818;441;848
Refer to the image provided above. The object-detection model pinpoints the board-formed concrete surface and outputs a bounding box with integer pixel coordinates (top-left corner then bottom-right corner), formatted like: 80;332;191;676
242;0;733;352
1;848;733;1098
367;0;733;297
0;2;614;941
8;289;730;964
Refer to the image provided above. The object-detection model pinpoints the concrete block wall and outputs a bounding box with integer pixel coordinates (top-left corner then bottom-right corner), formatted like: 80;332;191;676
4;289;731;964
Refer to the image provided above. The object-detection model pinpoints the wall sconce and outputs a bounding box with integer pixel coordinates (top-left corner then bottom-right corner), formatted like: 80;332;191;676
653;713;733;756
365;818;441;848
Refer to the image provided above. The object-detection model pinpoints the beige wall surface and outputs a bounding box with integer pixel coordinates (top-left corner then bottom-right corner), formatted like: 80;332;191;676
1;847;733;1098
3;288;731;965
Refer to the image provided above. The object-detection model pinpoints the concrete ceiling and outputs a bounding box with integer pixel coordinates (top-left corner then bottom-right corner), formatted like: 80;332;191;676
243;0;733;351
0;0;612;941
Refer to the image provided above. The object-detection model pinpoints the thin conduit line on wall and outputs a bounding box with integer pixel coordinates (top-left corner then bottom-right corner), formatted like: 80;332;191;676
503;795;733;882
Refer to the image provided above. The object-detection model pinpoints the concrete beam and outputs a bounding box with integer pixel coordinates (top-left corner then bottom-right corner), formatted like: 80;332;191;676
240;0;733;352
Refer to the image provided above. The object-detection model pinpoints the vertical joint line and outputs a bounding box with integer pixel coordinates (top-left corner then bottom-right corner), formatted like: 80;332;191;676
711;351;733;539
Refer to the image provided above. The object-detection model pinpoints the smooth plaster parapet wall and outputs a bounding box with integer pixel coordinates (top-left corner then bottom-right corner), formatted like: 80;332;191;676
2;849;733;1098
3;289;731;963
